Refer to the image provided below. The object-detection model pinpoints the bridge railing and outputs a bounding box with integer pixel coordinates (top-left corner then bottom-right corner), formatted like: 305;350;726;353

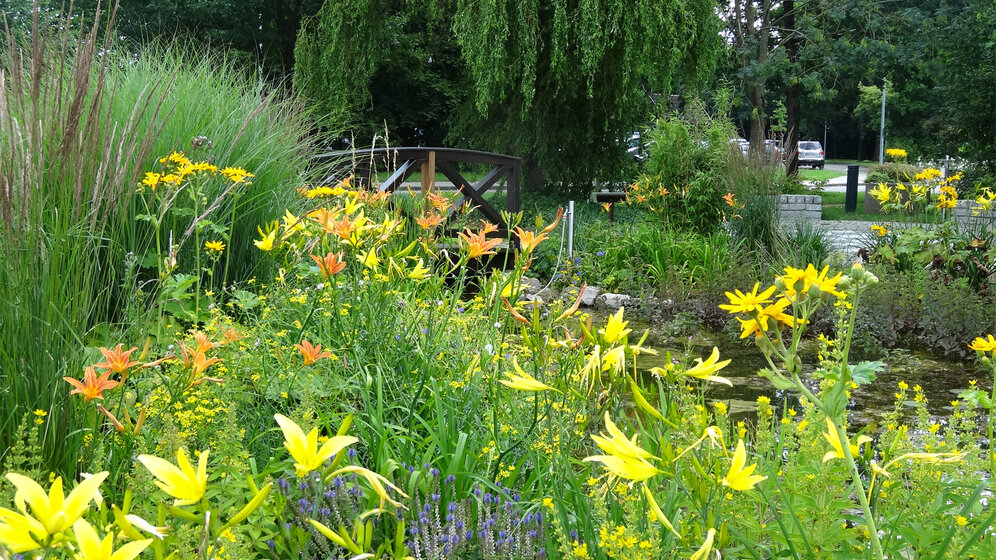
313;147;520;238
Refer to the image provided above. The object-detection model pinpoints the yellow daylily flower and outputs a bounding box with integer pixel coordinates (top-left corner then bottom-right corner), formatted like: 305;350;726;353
326;465;408;510
407;259;431;281
2;471;107;544
822;418;872;462
499;359;558;392
690;527;717;560
591;412;658;461
599;307;632;344
137;448;208;506
253;225;277;251
73;518;152;560
584;413;662;482
0;506;45;552
682;347;733;386
641;485;680;537
358;248;380;270
721;439;767;491
274;414;358;476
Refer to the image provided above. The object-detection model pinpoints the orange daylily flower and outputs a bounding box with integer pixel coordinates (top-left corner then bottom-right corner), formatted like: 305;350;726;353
416;212;446;230
311;251;347;277
723;193;737;207
426;192;452;213
64;367;119;401
458;228;503;259
541;207;565;234
191;353;222;378
502;298;530;325
513;227;550;254
93;344;140;374
308;207;340;233
295;340;332;366
219;327;243;345
192;332;216;354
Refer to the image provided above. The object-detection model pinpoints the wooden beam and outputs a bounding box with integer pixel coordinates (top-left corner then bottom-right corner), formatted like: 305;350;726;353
420;151;436;194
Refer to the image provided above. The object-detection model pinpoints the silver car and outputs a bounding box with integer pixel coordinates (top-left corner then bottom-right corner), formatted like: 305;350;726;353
798;141;825;169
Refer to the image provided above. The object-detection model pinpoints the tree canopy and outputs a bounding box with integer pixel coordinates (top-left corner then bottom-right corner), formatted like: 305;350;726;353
294;0;721;190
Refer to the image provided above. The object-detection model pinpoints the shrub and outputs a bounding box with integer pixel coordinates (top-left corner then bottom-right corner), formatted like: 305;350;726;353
865;161;920;184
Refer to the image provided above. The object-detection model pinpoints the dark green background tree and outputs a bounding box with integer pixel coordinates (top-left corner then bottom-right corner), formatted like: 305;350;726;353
294;0;721;191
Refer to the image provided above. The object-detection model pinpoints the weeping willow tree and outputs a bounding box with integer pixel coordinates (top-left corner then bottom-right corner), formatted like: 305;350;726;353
294;0;721;190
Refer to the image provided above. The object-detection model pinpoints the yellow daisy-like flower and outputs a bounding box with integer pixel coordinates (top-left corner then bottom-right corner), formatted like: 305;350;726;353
968;334;996;353
870;225;889;237
204;240;225;253
719;282;776;314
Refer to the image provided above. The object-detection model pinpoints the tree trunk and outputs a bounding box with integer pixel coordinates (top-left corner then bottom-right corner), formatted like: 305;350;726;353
748;84;766;157
784;0;800;176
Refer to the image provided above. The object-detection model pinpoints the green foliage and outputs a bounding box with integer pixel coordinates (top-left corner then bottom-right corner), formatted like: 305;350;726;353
295;0;722;190
852;265;996;359
783;221;833;268
632;99;738;233
6;0;325;76
865;162;920;184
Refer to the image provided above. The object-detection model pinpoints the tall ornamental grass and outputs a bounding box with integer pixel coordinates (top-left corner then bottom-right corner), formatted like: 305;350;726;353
0;7;315;476
108;41;314;283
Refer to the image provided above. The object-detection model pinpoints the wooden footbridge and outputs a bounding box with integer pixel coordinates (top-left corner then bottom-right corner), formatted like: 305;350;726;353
313;147;521;240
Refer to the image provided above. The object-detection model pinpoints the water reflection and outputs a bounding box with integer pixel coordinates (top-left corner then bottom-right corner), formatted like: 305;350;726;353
637;331;987;430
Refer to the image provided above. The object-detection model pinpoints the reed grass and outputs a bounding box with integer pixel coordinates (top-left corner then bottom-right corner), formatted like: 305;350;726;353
0;6;318;475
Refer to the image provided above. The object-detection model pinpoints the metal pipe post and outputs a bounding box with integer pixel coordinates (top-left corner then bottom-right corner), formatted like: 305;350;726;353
567;200;575;258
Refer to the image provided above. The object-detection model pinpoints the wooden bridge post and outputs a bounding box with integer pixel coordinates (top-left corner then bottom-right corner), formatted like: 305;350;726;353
420;151;436;193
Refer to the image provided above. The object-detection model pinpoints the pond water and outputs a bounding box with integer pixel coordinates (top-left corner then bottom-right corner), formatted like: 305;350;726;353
636;330;987;431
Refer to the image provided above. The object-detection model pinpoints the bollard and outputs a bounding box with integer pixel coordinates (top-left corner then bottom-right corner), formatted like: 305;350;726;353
845;165;859;213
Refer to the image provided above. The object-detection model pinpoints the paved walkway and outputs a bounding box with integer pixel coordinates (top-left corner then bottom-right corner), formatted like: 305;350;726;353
790;218;933;258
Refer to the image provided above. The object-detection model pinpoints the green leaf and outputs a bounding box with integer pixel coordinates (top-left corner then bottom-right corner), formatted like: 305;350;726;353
758;368;796;391
850;361;885;386
958;388;993;410
233;289;260;310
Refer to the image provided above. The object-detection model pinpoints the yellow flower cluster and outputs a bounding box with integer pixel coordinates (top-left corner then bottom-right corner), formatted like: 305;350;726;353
720;264;842;340
598;524;653;560
141;151;253;192
885;148;907;160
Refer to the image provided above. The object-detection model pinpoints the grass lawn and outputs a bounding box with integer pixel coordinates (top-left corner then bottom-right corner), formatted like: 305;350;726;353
799;168;845;181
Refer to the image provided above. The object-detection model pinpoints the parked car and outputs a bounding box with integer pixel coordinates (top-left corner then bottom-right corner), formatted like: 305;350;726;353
797;141;825;169
731;138;749;156
626;132;645;162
